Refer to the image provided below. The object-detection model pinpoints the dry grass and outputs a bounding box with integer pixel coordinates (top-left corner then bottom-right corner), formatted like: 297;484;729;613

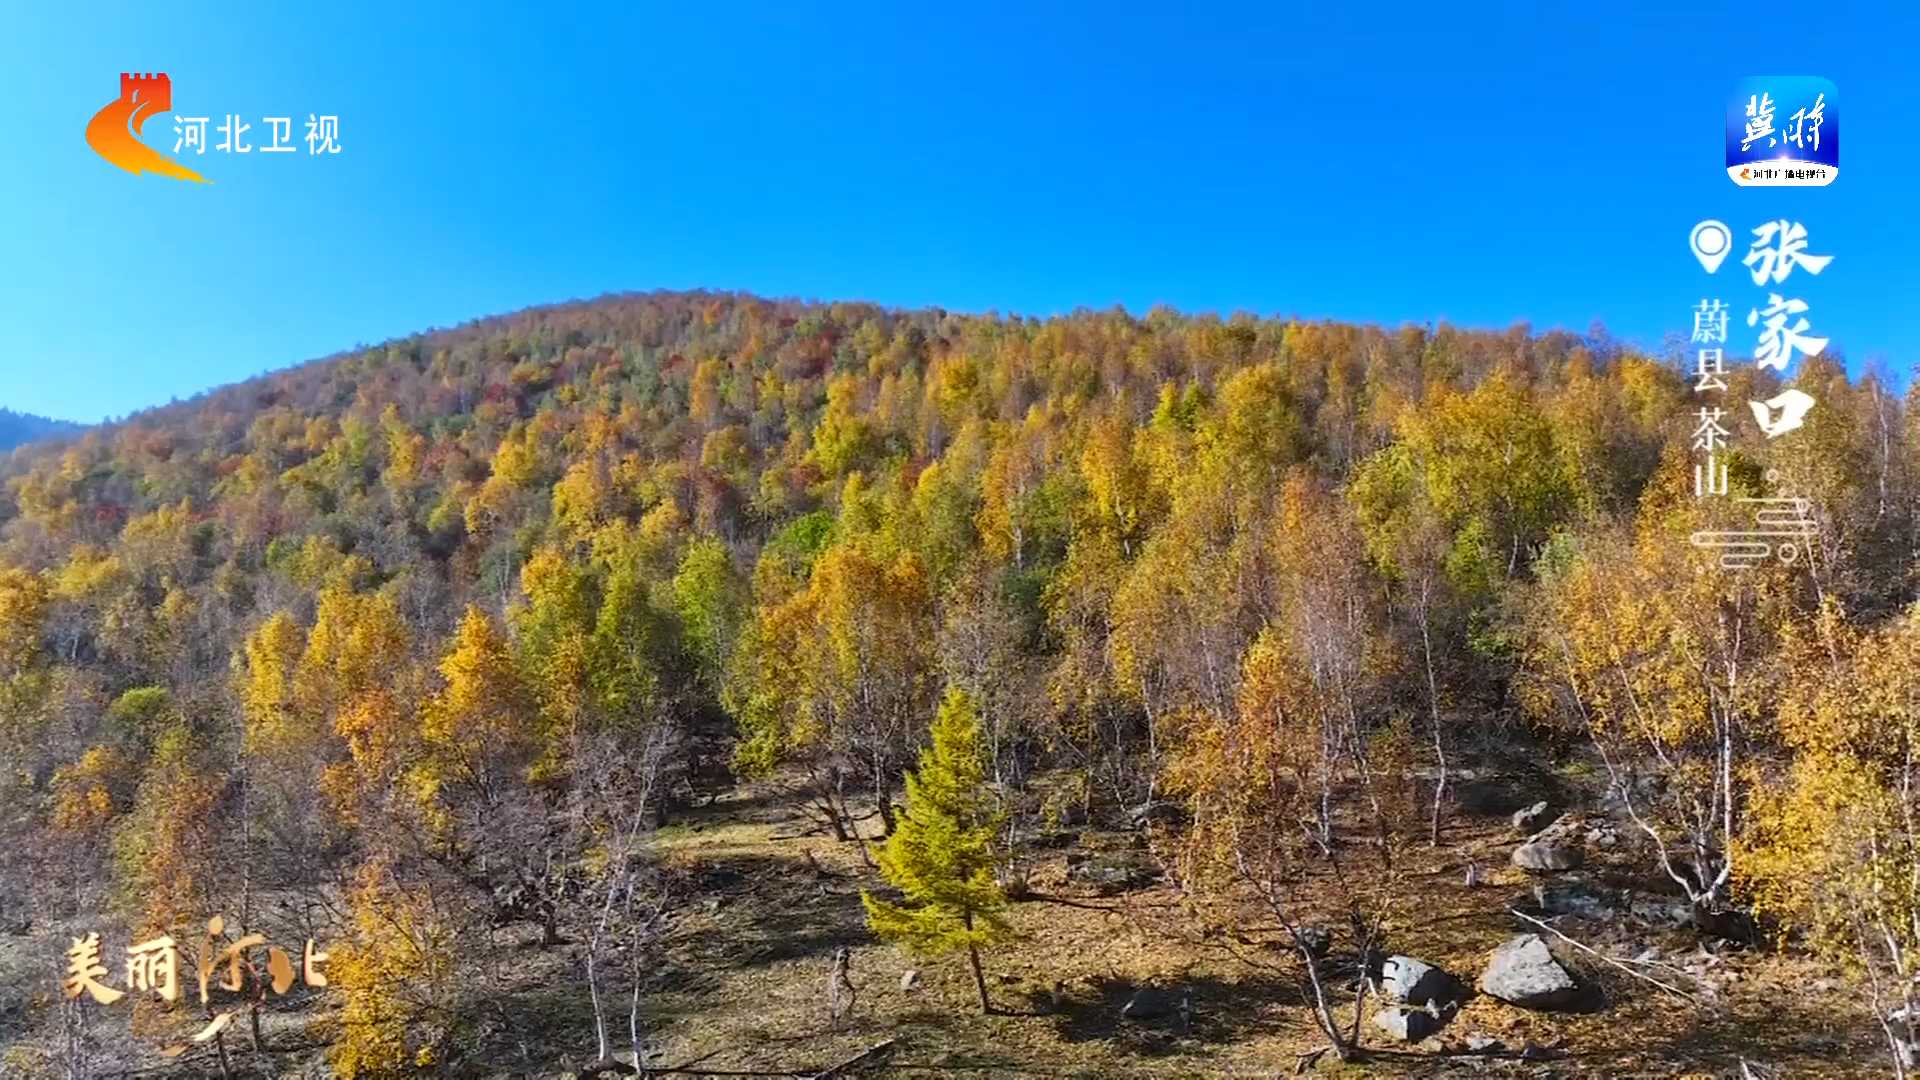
607;781;1887;1078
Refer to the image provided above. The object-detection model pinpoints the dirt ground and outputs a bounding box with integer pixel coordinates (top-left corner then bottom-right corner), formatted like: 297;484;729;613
603;779;1886;1079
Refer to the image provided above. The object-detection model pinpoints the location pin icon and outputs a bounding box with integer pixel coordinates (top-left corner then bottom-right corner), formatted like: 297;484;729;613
1691;220;1732;273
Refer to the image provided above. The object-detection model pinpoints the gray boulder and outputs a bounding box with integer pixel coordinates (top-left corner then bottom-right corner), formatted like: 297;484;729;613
1373;1002;1454;1042
1377;955;1467;1009
1479;933;1580;1009
1511;800;1552;834
1512;836;1583;872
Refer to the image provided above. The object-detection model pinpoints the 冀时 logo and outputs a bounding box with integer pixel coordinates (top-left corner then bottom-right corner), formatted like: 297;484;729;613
1726;76;1836;187
85;72;208;183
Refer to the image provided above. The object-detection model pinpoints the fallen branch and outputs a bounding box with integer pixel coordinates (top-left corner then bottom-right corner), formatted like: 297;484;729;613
644;1060;836;1079
1507;907;1700;1003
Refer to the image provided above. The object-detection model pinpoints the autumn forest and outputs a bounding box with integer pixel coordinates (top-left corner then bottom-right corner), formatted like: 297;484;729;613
3;290;1918;1077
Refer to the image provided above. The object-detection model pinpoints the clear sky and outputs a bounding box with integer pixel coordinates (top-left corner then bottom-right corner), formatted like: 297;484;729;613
0;2;1913;423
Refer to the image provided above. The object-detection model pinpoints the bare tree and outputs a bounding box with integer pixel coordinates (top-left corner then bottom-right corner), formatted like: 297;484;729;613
577;720;674;1070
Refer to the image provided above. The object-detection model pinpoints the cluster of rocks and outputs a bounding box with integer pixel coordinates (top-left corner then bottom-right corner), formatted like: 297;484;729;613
1368;792;1704;1045
1105;790;1723;1050
1522;875;1694;929
1371;933;1586;1044
1508;801;1705;935
1509;803;1587;872
1372;953;1470;1041
1064;850;1162;894
1510;801;1632;869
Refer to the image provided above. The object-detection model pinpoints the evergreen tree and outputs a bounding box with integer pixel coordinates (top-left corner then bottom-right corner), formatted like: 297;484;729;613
862;688;1008;1013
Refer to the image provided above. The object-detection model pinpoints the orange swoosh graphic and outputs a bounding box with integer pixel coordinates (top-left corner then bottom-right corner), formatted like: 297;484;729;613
86;72;208;183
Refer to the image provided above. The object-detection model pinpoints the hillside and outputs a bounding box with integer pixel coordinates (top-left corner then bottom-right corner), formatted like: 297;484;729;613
0;408;82;452
0;290;1912;1077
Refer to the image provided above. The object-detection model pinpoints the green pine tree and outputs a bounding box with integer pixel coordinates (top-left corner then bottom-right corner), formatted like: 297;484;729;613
862;687;1010;1013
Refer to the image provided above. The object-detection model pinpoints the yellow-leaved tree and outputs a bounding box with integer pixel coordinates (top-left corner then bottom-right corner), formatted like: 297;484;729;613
1740;603;1920;1076
1165;619;1393;1065
1523;511;1795;915
329;859;459;1079
414;605;535;839
731;542;935;840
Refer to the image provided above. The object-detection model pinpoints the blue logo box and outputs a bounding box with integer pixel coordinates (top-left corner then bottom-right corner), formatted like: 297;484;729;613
1726;76;1837;186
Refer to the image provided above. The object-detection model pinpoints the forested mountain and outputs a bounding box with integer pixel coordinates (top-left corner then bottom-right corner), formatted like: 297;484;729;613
1;289;1915;1076
0;407;82;452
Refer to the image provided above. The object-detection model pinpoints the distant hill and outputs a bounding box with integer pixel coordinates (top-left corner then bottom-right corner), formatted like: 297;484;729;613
0;407;83;451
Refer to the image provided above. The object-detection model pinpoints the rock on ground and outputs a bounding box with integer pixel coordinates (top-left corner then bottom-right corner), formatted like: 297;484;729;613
1511;800;1552;834
1373;1002;1455;1042
1531;877;1617;919
1512;835;1584;872
1378;955;1468;1008
1065;851;1162;894
1120;986;1184;1022
1479;933;1580;1009
1626;893;1694;928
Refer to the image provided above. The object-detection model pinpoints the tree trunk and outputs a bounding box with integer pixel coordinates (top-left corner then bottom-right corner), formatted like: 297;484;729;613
1296;937;1360;1063
872;748;898;837
1418;582;1446;848
628;967;646;1075
813;776;850;841
963;911;991;1014
587;938;610;1064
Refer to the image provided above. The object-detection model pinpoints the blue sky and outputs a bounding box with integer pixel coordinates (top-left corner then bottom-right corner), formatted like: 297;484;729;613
0;2;1912;422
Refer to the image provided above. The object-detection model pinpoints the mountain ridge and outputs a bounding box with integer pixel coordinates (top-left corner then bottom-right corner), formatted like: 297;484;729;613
0;407;84;452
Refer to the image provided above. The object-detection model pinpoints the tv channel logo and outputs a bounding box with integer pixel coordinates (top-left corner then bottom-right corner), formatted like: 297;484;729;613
1727;76;1836;187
